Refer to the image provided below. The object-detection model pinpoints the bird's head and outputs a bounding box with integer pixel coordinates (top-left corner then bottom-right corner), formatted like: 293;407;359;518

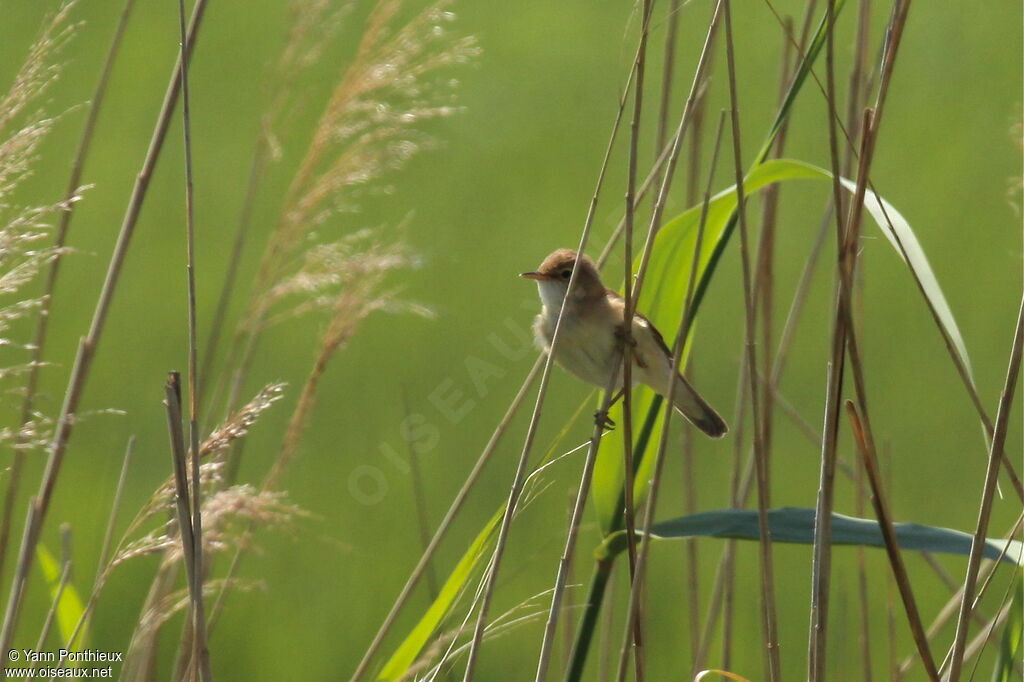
520;249;605;309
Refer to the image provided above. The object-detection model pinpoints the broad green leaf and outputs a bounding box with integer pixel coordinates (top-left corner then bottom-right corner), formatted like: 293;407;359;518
594;159;971;535
36;544;88;651
377;510;501;680
993;573;1023;682
595;507;1024;566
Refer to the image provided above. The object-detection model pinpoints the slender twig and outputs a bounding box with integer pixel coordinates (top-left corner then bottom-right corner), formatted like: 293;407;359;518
164;373;210;681
619;3;655;678
722;2;781;679
807;3;850;678
97;437;134;584
349;359;542;681
0;0;210;662
946;291;1024;682
401;393;439;599
681;110;727;672
846;401;939;680
0;0;139;593
655;0;681;157
200;138;268;406
534;358;622;682
854;438;872;682
31;561;71;668
176;0;212;676
711;3;818;670
616;110;725;682
50;438;135;673
897;513;1022;680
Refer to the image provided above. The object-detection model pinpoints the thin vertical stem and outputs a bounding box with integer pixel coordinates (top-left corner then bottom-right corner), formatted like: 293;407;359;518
535;362;622;682
620;3;655;678
176;0;211;676
722;2;781;679
947;292;1024;681
403;392;439;599
616;111;725;682
807;1;849;678
847;402;939;680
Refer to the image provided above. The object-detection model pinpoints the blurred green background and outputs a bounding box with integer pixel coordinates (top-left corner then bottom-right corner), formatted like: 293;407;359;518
0;0;1021;679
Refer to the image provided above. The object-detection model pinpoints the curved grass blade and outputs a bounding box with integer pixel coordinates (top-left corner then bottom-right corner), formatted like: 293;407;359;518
376;410;591;679
377;511;501;680
594;159;971;534
992;574;1022;682
595;508;1024;567
36;544;87;651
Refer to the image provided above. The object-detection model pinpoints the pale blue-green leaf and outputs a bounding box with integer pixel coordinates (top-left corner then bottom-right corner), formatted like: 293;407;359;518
596;508;1024;567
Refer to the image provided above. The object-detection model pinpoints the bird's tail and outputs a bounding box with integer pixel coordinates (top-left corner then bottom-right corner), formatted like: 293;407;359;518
667;372;728;438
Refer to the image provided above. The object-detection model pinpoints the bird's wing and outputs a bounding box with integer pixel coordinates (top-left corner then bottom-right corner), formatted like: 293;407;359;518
630;308;728;439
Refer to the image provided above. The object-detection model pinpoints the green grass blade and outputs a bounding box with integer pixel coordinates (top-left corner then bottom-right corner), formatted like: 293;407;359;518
377;510;501;680
595;508;1024;566
992;573;1023;682
36;544;88;651
593;158;970;535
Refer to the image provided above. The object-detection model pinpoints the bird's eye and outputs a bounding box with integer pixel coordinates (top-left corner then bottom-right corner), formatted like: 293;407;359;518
560;269;572;280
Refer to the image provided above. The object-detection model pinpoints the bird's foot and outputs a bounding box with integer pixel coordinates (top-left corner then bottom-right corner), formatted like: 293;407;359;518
594;409;616;431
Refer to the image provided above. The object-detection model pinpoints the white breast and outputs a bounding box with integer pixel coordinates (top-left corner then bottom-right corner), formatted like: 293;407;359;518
532;282;624;389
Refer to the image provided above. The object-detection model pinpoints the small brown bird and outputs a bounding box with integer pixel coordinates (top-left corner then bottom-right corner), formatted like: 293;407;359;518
521;249;727;438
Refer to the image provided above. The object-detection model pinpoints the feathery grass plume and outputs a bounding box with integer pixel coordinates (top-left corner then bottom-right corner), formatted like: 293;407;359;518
200;382;286;458
0;0;81;361
130;579;261;653
224;0;477;409
111;484;305;570
0;0;82;583
265;228;429;489
201;0;352;399
119;383;287;543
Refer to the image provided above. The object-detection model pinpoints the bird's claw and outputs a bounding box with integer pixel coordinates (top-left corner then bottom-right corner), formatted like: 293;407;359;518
594;410;616;431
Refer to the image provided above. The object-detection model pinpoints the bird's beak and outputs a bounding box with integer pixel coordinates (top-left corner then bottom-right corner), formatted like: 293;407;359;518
519;271;548;281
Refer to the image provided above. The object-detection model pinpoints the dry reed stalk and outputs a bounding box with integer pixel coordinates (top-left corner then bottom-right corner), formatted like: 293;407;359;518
946;293;1024;681
163;374;212;682
265;235;424;491
807;2;851;678
534;356;623;682
616;106;726;682
722;2;781;678
403;391;439;599
174;0;211;674
619;3;656;678
0;0;212;663
846;401;939;680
